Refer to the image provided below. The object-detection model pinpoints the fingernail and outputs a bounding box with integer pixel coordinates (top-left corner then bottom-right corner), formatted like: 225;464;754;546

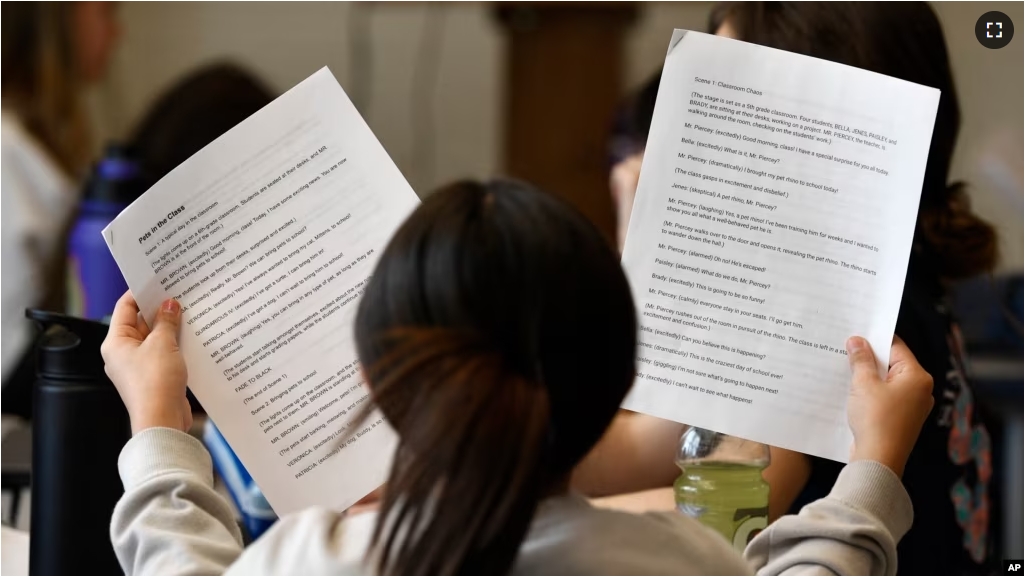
162;299;180;314
846;336;866;354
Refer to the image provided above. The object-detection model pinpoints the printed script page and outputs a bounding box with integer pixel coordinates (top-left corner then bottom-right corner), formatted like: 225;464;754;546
103;68;419;512
620;31;940;461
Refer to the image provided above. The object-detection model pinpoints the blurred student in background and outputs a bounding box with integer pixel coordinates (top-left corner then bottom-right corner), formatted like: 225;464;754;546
582;2;999;574
1;2;120;405
130;63;275;183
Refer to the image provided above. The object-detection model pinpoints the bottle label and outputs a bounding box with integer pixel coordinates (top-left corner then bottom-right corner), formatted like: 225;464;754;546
732;506;768;550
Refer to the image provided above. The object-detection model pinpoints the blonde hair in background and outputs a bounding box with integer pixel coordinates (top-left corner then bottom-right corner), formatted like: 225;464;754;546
2;2;91;174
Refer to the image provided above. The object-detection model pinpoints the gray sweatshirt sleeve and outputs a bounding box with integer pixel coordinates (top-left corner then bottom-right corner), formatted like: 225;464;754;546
111;428;244;576
110;429;912;576
745;460;914;576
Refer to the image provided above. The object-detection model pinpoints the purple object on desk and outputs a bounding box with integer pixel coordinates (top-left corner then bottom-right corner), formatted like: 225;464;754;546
67;145;149;320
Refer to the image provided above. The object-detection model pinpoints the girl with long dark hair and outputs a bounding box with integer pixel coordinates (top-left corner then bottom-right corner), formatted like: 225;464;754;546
1;1;120;411
103;179;933;574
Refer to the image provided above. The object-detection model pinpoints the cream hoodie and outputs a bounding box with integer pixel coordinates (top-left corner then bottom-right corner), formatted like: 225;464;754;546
112;428;913;575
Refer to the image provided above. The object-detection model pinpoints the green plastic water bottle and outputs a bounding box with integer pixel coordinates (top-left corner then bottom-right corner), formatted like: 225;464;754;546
674;427;770;551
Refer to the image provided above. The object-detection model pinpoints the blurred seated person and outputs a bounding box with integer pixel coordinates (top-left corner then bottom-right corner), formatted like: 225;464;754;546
130;63;274;182
577;3;999;574
1;1;120;417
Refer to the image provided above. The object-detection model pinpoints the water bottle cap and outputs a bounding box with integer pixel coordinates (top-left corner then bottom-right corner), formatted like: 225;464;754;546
26;310;110;379
97;156;140;181
676;427;770;467
82;144;151;204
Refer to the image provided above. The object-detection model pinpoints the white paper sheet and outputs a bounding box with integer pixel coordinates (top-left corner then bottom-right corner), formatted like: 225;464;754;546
620;31;940;462
103;68;419;513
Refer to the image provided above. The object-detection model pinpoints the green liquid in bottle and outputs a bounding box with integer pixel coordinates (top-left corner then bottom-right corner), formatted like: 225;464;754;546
675;435;770;551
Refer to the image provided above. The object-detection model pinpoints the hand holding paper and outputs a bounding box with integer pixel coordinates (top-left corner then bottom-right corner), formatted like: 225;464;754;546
620;31;940;461
103;68;419;514
101;293;192;435
845;336;934;477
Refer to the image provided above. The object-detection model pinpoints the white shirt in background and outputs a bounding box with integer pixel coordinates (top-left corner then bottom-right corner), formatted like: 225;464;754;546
1;110;75;382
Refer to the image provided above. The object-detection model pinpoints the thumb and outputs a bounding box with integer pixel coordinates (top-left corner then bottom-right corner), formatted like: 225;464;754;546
887;336;916;368
846;336;880;387
151;299;182;343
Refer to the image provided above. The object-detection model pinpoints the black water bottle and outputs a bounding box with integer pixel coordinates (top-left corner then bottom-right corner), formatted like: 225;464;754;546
28;310;129;576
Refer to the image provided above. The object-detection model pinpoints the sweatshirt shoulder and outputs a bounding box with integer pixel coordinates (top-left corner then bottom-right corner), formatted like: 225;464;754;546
518;498;751;575
635;509;753;574
227;508;378;575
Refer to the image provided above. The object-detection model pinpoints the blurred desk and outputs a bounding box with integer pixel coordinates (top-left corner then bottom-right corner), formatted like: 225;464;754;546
1;525;29;576
969;357;1023;397
1;419;31;527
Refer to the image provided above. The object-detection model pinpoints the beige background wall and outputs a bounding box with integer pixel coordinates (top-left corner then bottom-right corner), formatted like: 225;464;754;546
91;1;1023;271
90;2;503;195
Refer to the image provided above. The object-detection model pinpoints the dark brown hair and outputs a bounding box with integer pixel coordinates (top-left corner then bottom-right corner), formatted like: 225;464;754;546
1;2;90;173
707;1;997;280
354;180;637;574
130;63;274;181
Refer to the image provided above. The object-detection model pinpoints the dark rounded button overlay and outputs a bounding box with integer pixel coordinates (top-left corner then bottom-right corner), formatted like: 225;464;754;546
976;11;1014;49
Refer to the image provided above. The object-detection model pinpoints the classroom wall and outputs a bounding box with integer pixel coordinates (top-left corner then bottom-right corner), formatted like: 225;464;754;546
931;2;1024;273
92;1;1023;270
91;2;504;195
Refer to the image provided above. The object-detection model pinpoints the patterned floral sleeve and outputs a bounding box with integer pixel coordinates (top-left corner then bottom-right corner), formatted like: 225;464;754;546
940;320;993;564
